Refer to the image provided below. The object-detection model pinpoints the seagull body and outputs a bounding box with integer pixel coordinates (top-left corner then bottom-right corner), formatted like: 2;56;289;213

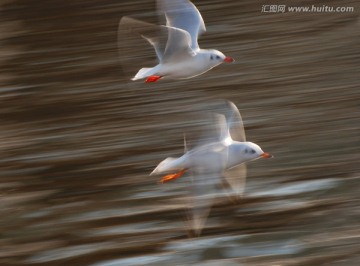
120;0;234;82
150;101;272;234
132;50;231;81
152;141;268;176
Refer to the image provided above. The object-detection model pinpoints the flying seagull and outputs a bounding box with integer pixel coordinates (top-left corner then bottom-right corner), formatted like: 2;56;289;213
150;101;272;235
119;0;234;83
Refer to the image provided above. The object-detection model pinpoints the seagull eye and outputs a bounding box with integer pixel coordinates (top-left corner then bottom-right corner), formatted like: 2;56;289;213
250;149;256;154
216;55;220;59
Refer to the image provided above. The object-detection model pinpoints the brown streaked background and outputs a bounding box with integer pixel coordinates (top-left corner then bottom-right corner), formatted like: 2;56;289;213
0;0;359;265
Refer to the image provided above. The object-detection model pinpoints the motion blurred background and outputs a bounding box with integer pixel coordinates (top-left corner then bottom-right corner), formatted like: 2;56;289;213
0;0;359;265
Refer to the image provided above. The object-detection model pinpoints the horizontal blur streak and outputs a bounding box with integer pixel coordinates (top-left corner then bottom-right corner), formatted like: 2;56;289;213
0;0;359;265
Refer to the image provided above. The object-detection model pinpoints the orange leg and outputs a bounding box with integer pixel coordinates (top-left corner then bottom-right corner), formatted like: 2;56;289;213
159;169;187;184
145;75;162;83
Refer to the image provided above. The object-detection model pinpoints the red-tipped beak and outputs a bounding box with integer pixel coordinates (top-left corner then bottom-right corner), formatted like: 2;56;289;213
261;152;273;159
224;56;235;63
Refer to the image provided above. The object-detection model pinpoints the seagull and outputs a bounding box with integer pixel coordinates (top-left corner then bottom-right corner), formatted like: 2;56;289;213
119;0;234;83
150;101;272;235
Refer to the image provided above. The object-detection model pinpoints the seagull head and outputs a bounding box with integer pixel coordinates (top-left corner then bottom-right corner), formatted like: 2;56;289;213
242;142;273;161
206;49;235;66
227;141;272;168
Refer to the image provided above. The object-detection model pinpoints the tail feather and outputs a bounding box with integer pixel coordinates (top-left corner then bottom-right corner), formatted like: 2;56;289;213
132;67;153;80
150;157;181;175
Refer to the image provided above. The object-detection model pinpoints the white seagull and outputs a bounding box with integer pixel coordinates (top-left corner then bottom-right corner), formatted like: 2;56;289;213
119;0;234;83
150;101;272;235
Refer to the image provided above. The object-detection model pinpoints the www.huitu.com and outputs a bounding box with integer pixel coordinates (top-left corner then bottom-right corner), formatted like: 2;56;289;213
262;5;355;13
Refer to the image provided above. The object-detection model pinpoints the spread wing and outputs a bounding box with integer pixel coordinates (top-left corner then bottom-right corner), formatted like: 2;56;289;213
188;169;224;235
181;100;248;232
187;141;228;235
118;16;168;62
222;101;247;196
212;102;246;197
182;100;245;152
225;100;246;142
119;16;194;63
157;0;206;50
163;26;194;63
224;163;247;198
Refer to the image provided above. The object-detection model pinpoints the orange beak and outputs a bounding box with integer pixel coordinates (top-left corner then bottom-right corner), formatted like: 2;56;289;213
261;152;273;158
224;56;235;63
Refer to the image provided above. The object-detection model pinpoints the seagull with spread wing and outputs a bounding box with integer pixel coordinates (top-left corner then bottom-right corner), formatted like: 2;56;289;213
119;0;234;83
150;101;272;235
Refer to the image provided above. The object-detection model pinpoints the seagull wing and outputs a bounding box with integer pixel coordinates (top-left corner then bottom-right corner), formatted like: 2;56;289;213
187;142;228;235
189;172;216;235
192;100;246;144
157;0;206;50
216;113;232;145
222;101;247;196
189;166;226;235
183;107;224;151
224;163;247;198
212;101;247;197
162;26;194;63
225;100;246;142
119;16;168;62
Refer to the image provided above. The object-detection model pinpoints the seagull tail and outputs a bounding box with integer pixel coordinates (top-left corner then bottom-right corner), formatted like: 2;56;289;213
131;67;154;80
150;157;183;176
